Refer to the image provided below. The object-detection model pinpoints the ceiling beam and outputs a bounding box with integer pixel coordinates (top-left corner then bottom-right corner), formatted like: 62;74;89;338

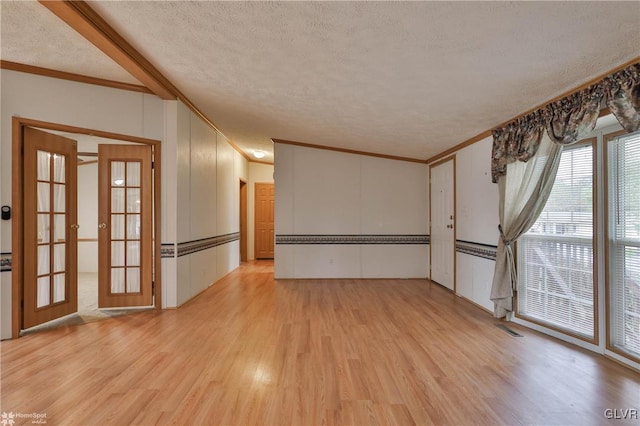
39;0;176;100
38;0;250;161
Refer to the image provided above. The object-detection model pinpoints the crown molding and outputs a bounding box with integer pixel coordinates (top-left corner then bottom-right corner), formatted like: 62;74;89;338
427;57;640;164
0;60;152;94
272;139;428;164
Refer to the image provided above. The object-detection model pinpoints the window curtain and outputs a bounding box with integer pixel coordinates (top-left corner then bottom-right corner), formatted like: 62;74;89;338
491;134;561;318
490;62;640;318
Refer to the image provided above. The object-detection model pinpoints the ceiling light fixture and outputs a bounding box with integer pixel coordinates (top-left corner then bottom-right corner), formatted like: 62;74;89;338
253;150;266;159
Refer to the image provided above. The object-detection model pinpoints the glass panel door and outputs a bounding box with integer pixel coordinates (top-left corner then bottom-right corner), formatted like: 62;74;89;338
98;144;153;308
23;127;78;329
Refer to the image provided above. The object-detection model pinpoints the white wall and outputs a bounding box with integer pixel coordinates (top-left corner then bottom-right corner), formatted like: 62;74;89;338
0;71;248;338
274;143;429;279
165;101;248;307
77;162;98;273
248;162;274;260
452;136;499;312
0;69;164;339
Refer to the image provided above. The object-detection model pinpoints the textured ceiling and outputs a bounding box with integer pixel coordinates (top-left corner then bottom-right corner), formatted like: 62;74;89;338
0;1;141;85
3;1;640;162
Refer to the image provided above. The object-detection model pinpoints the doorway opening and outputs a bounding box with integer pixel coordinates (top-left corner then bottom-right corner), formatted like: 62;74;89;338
11;117;162;337
240;179;248;262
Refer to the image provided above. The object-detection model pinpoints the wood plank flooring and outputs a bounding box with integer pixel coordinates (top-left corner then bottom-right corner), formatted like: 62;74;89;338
2;261;639;425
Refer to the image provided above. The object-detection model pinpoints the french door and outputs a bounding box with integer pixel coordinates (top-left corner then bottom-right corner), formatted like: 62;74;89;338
98;144;153;307
23;127;78;328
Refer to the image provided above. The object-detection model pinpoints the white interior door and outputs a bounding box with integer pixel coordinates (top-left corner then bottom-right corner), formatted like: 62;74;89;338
430;158;455;290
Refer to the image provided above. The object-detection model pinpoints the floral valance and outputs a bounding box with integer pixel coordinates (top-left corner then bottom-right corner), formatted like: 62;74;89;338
491;63;640;183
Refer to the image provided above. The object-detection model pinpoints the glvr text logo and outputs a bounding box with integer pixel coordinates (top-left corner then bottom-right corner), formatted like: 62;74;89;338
604;408;638;420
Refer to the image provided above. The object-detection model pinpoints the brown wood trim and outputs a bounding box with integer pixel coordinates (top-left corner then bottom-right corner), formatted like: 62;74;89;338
78;160;98;166
78;152;98;157
15;117;160;145
428;165;432;280
78;238;99;242
154;143;162;310
0;60;152;94
272;139;428;164
426;64;632;166
598;107;612;118
227;138;250;162
39;1;175;100
11;116;163;337
249;159;275;166
453;156;457;294
239;180;248;262
429;154;456;169
495;58;639;131
602;129;639;364
38;1;250;162
589;136;600;347
11;118;23;338
427;130;492;165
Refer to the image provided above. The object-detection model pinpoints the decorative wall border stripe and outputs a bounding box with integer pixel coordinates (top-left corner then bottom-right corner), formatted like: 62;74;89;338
175;232;240;257
455;240;497;260
1;253;11;272
160;244;175;258
276;234;430;245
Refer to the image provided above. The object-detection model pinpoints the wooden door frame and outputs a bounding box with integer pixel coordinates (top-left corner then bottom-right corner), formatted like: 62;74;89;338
11;116;162;338
428;155;456;293
239;179;248;262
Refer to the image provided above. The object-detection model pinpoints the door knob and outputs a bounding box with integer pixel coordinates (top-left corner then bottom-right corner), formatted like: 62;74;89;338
71;224;79;229
98;223;107;229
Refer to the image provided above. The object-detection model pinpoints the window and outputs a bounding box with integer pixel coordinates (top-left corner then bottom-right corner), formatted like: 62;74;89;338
607;131;640;359
517;142;595;339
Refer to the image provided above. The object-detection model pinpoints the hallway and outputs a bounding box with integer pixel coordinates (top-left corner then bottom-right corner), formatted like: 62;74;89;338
1;261;638;425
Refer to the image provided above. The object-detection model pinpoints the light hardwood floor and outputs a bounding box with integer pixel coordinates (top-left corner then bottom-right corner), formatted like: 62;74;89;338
2;261;639;425
21;273;152;334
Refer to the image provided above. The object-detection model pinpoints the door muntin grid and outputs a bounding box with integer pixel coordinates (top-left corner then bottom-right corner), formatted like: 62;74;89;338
36;150;67;308
109;160;142;294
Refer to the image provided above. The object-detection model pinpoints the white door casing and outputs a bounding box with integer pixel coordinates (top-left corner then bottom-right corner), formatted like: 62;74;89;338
430;158;455;291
